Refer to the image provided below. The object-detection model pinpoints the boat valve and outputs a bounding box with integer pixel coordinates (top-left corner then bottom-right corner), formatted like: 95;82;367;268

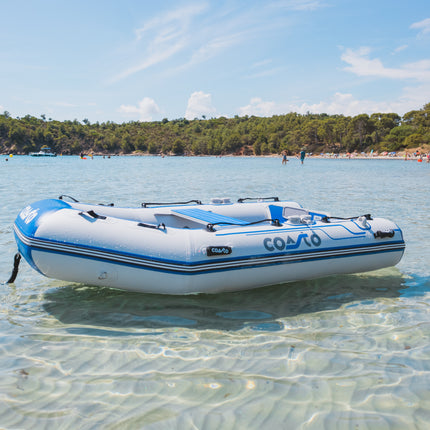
98;271;108;280
357;216;368;228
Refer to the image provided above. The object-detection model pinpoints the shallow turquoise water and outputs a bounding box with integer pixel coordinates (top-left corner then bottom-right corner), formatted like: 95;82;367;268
1;155;429;429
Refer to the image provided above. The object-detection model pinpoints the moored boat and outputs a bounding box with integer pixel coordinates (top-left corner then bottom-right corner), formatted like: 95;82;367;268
29;147;57;157
13;196;405;294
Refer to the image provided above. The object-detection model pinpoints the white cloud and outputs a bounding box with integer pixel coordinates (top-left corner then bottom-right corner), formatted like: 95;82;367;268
118;97;161;121
270;0;326;11
169;23;256;74
110;4;208;83
185;32;247;68
185;91;217;119
238;91;429;118
245;58;286;79
110;42;185;83
51;101;77;108
293;93;394;116
247;66;287;79
410;17;430;36
252;59;272;68
238;97;282;117
111;2;282;83
396;83;430;112
135;3;208;39
393;44;408;54
341;47;430;81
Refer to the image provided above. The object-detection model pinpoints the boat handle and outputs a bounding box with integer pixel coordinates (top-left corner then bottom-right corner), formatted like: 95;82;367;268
142;200;202;208
374;230;394;239
79;210;107;220
237;197;279;203
59;194;79;202
137;222;166;231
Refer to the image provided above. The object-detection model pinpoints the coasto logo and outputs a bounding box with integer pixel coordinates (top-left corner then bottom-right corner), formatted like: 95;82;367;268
206;246;232;257
19;206;39;224
263;232;321;251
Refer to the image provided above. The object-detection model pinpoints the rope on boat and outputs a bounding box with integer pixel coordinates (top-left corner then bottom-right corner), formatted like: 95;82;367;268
207;218;282;232
142;200;202;208
5;253;21;284
59;195;114;206
320;214;372;223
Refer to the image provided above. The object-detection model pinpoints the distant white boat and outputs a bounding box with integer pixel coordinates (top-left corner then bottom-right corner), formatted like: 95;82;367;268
29;147;57;157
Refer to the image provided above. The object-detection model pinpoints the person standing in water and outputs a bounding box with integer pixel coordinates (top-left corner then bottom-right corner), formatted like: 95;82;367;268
300;149;306;164
282;151;289;165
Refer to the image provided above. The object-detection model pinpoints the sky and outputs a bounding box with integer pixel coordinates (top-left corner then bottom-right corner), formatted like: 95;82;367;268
1;0;430;123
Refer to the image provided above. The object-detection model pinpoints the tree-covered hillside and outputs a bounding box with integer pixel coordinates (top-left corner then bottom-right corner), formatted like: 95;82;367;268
1;103;429;156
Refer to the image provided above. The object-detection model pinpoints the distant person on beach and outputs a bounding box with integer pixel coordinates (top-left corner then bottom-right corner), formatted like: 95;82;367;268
300;150;306;164
282;151;288;165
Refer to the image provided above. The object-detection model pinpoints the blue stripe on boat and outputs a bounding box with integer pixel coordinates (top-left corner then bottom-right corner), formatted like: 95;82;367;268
14;224;405;274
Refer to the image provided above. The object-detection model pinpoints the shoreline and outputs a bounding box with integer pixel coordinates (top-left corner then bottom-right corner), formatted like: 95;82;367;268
2;151;429;162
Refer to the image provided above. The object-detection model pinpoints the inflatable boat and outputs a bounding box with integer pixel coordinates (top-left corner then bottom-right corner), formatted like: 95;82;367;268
13;196;405;294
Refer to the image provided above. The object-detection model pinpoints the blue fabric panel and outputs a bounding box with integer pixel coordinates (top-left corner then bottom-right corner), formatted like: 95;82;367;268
268;205;286;222
172;208;247;225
